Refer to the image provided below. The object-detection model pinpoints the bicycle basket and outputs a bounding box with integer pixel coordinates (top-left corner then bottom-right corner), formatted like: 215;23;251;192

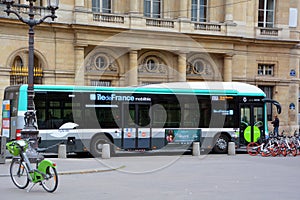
6;140;28;156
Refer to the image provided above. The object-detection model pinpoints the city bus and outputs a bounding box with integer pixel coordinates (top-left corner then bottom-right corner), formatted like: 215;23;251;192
1;82;281;156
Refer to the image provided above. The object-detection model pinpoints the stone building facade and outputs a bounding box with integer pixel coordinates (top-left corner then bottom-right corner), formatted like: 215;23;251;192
0;0;299;130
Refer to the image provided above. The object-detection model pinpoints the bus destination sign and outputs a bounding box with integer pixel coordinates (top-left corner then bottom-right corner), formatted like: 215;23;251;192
90;93;152;102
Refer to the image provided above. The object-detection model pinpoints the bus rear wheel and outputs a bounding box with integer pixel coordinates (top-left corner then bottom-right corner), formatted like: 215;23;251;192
213;134;229;154
90;134;114;157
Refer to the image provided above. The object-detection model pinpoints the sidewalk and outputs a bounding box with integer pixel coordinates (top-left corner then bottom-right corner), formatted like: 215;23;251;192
1;154;300;199
0;157;124;177
4;152;299;177
0;153;206;176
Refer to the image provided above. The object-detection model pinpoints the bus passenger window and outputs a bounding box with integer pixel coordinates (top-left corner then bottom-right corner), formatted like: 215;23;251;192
63;112;73;123
150;104;166;128
182;103;200;128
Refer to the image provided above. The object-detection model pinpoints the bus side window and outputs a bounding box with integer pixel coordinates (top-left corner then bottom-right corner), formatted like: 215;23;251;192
36;109;46;129
165;106;180;128
63;112;73;123
182;103;200;128
150;104;166;128
45;111;64;129
35;93;47;129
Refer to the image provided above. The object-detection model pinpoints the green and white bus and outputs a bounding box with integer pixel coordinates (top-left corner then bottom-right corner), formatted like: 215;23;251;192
1;82;281;156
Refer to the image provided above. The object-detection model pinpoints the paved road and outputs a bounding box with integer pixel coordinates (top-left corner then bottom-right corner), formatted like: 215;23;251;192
0;154;299;200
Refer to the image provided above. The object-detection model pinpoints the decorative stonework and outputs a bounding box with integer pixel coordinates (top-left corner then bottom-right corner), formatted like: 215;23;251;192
186;57;213;76
138;55;167;74
85;52;118;73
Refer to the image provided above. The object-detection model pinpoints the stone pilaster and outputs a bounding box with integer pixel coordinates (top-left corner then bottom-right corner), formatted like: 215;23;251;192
128;50;138;86
225;0;234;22
224;54;233;82
130;0;139;15
179;0;188;19
74;46;85;86
178;53;187;82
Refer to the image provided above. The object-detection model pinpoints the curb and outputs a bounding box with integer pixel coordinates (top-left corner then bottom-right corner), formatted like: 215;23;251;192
58;165;126;175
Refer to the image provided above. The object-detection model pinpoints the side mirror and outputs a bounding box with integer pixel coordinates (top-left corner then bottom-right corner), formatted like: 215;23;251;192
263;98;281;114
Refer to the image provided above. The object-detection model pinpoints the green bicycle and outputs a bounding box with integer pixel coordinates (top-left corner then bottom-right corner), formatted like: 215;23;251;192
6;139;58;193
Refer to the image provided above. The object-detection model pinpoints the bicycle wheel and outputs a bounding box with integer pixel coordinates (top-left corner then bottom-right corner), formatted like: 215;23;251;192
41;166;58;193
271;145;279;157
291;148;297;157
281;145;287;157
247;142;260;156
289;144;297;157
10;158;29;189
261;149;271;157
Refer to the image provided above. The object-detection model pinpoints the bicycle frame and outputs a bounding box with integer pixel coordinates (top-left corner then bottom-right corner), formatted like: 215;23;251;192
16;145;56;183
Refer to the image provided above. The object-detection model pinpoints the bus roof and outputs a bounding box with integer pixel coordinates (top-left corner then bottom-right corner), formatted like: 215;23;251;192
141;82;265;96
16;82;265;97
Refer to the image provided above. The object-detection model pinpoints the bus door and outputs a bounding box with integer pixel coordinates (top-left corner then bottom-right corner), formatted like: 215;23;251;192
122;103;151;149
239;103;265;145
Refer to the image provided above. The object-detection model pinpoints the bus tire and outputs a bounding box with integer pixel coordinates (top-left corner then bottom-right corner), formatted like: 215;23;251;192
213;134;229;154
90;134;115;157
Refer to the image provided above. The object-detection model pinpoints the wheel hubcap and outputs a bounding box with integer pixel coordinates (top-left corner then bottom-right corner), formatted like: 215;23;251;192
216;138;227;150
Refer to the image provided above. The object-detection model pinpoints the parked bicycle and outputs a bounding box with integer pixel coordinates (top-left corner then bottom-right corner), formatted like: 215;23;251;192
246;141;263;156
271;130;298;157
246;134;276;157
270;135;287;157
6;139;58;192
292;132;300;155
246;130;299;157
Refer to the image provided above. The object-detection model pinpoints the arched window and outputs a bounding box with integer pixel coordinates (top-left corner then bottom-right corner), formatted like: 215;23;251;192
10;56;26;85
10;55;43;85
14;56;23;67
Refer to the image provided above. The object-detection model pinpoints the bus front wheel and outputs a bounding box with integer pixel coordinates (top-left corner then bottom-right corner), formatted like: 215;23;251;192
90;134;114;157
213;134;229;154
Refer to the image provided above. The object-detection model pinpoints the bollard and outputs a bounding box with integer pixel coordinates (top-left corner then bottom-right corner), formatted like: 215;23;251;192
58;144;67;159
0;136;7;164
228;142;236;156
192;142;200;156
102;144;110;159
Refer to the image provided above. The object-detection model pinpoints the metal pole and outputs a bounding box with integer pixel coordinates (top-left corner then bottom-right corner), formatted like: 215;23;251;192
27;1;35;114
2;0;59;149
22;1;39;148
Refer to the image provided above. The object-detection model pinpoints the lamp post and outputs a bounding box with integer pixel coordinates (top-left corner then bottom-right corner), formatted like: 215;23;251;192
2;0;59;147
